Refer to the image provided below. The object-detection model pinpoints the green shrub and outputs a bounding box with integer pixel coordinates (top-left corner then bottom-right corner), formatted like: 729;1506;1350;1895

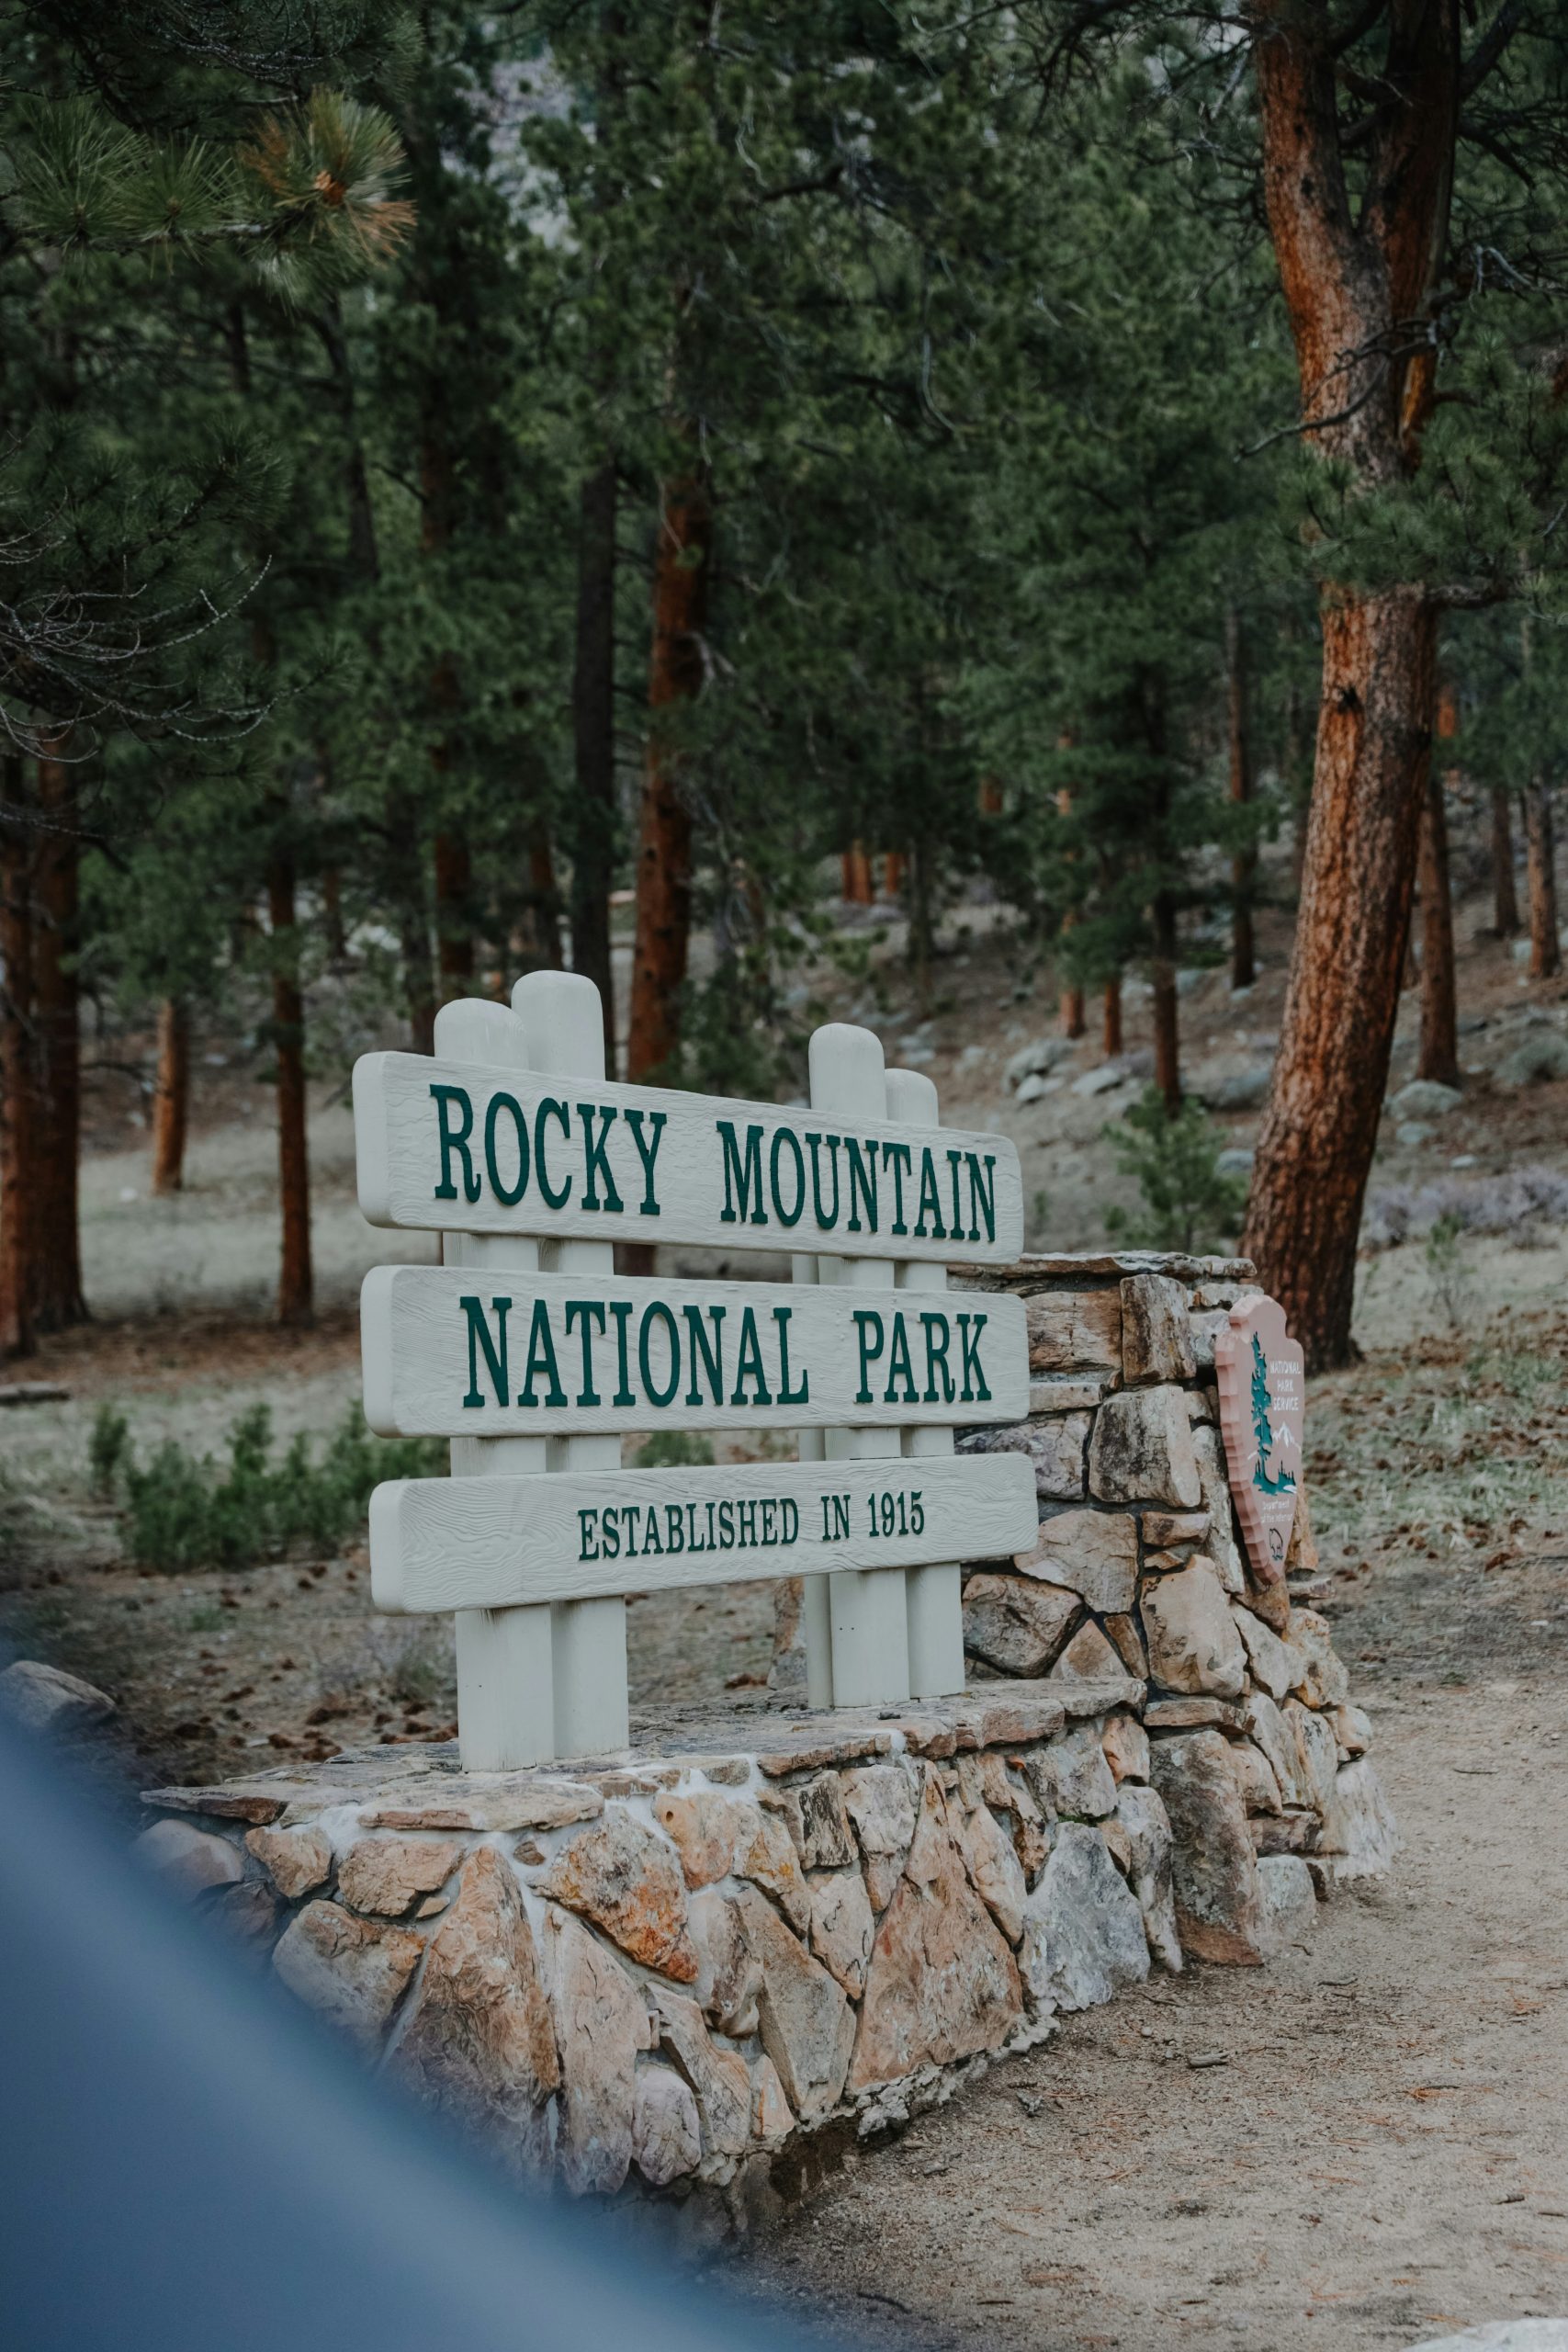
1104;1087;1248;1255
119;1404;446;1574
88;1403;131;1497
634;1430;716;1469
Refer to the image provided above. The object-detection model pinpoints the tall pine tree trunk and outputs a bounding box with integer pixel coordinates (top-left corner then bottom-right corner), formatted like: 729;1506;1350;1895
1103;977;1123;1060
1245;591;1438;1361
1151;889;1180;1111
1525;777;1562;980
841;845;874;904
570;456;619;1056
1416;769;1459;1086
0;763;34;1358
30;744;85;1329
267;846;313;1328
1492;786;1519;936
151;998;189;1195
1227;607;1257;991
627;466;710;1082
434;824;473;998
1241;3;1459;1367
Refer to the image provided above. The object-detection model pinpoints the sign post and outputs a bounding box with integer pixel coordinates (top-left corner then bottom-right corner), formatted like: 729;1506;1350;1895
356;976;1035;1767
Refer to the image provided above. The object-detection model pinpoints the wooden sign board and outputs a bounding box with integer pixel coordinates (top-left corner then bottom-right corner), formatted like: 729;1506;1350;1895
1214;1294;1303;1588
371;1452;1037;1615
353;1050;1024;1264
361;1265;1028;1438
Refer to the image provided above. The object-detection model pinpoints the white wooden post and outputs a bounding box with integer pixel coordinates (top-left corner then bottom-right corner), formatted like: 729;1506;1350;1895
436;997;557;1769
807;1023;910;1708
886;1066;967;1697
513;968;630;1757
790;1246;836;1710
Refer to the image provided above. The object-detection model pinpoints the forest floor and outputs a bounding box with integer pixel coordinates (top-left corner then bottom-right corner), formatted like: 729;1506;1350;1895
3;856;1568;2345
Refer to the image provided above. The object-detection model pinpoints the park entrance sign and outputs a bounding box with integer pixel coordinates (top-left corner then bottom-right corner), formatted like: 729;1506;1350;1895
355;972;1034;1771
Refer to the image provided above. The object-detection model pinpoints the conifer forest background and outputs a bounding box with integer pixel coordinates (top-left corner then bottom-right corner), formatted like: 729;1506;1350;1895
5;0;1568;1382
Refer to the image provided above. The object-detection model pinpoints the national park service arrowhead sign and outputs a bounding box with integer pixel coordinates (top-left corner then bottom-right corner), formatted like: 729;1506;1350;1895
1214;1293;1303;1589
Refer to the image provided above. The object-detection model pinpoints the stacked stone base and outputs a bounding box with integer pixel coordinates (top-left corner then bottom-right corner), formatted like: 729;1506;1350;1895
141;1668;1393;2211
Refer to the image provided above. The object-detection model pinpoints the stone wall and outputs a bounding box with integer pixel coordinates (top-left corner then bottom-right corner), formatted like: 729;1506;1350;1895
138;1250;1395;2219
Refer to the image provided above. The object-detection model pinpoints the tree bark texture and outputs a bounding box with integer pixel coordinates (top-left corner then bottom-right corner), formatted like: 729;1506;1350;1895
434;826;473;997
1102;977;1123;1060
0;771;34;1358
1491;786;1519;936
28;746;85;1329
570;456;619;1057
1151;889;1180;1111
626;469;711;1082
1416;770;1459;1087
1227;608;1257;992
841;845;874;905
1525;779;1562;980
1243;590;1438;1365
151;998;189;1196
267;848;313;1328
1242;0;1460;1368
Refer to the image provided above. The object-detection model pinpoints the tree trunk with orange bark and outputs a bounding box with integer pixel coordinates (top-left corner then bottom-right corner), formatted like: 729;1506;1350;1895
1227;607;1257;992
0;763;34;1358
841;844;874;905
1525;778;1562;980
1491;787;1519;936
29;746;85;1329
151;999;189;1196
1416;770;1459;1087
1102;977;1123;1060
1151;889;1180;1110
267;846;313;1328
626;467;711;1082
1241;1;1461;1368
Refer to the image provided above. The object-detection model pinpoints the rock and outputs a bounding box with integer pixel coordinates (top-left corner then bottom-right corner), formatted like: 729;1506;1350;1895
735;1886;855;2120
1148;1731;1265;1965
1102;1713;1150;1783
1282;1610;1350;1709
651;1789;737;1887
954;1800;1027;1944
1048;1616;1128;1689
1024;1288;1122;1375
1016;1072;1063;1104
1202;1065;1272;1111
1284;1480;1320;1585
1016;1508;1136;1613
0;1657;114;1735
1005;1035;1074;1089
1114;1784;1183;1972
1334;1702;1373;1758
273;1901;423;2047
686;1886;763;2035
245;1824;332;1899
750;2056;793;2145
1245;1690;1309;1807
1020;1822;1150;2012
1145;1696;1246;1730
1190;1424;1246;1595
798;1772;856;1869
1214;1148;1254;1177
214;1878;280;1952
843;1762;918;1909
134;1819;243;1898
731;1796;811;1933
1252;1811;1320;1857
396;1847;558;2176
1234;1603;1292;1701
807;1868;875;1995
1395;1119;1434;1148
1141;1510;1210;1553
1317;1758;1399;1880
337;1836;462;1917
1143;1557;1248;1700
653;1985;751;2157
546;1905;652;2194
1496;1030;1568;1088
1224;1737;1282;1816
962;1571;1081;1677
961;1414;1089;1502
1255;1854;1317;1956
1072;1059;1138;1097
1406;2323;1568;2350
1389;1078;1463;1117
1100;1813;1133;1871
632;2062;702;2187
1032;1721;1118;1819
1285;1698;1339;1812
1029;1374;1114;1414
541;1808;698;1982
1089;1386;1202;1509
849;1778;1023;2088
1104;1612;1148;1677
1120;1274;1197;1385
